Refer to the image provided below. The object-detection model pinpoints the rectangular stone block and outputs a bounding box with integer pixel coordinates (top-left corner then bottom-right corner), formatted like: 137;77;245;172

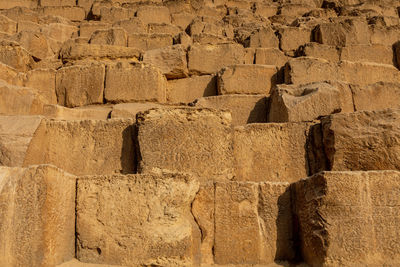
79;21;111;38
278;26;311;52
43;105;112;120
136;6;171;25
89;28;127;47
255;48;288;68
112;18;146;35
298;42;340;62
167;75;217;103
104;62;166;103
23;118;135;176
136;108;233;182
40;0;76;6
293;171;400;266
188;43;245;75
76;172;200;266
0;40;34;72
0;165;75;267
128;33;173;51
0;0;37;9
56;63;105;108
214;181;294;264
218;64;278;95
234;122;312;183
351;82;400;111
340;44;394;65
39;7;86;22
194;94;268;126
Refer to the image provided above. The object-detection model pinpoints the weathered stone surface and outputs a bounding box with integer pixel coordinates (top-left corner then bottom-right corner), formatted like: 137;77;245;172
112;18;146;35
351;82;400;111
233;123;311;182
255;48;289;67
248;26;279;48
0;0;37;9
298;42;340;62
0;14;17;34
43;105;112;120
136;6;171;25
104;62;166;103
79;21;111;38
137;108;233;182
194;95;268;126
89;27;127;46
142;45;188;79
110;102;165;120
11;31;53;60
218;64;278;95
188;43;245;75
39;6;86;22
214;181;294;264
340;44;394;65
23;119;135;175
167;75;216;103
0;165;75;267
0;115;42;166
56;64;105;108
0;40;34;72
293;171;400;266
278;26;311;52
268;82;353;122
317;109;400;172
76;172;200;266
127;33;173;51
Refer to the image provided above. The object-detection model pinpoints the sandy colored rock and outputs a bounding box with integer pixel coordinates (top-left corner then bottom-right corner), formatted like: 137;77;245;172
136;6;171;25
188;43;245;75
214;181;294;264
23;118;135;175
43;105;112;120
351;82;400;111
218;64;278;95
255;48;289;67
76;172;200;266
0;0;38;9
0;14;17;34
104;62;166;103
79;21;112;38
112;18;146;35
167;75;216;103
56;63;105;108
298;42;340;62
278;26;311;52
0;62;18;84
109;102;166;119
268;82;353;122
0;40;34;72
293;170;400;266
340;44;394;65
233;123;312;182
39;6;86;22
11;31;53;60
41;23;78;43
0;165;75;267
89;27;127;46
249;26;279;48
137;108;233;182
194;94;268;126
142;45;188;79
40;0;76;6
128;33;173;50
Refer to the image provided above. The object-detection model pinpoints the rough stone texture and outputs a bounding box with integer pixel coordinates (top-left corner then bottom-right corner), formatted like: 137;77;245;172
110;102;165;120
233;123;312;183
298;42;340;62
56;64;105;108
278;26;311;52
76;172;200;266
167;75;216;103
214;181;294;264
268;82;354;122
23;119;135;176
218;64;278;95
0;165;75;267
104;62;167;103
89;28;128;46
194;95;268;126
248;26;279;48
0;40;34;72
43;105;112;121
293;171;400;266
255;48;289;68
128;33;173;51
136;6;171;25
137;108;233;182
351;82;400;111
188;43;245;75
142;44;188;79
340;44;394;65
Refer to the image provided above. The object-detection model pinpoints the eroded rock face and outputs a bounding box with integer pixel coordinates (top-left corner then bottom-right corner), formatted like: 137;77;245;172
76;171;201;266
0;165;75;267
293;171;400;266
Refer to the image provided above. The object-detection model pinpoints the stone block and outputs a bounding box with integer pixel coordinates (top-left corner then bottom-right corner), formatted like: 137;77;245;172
255;48;289;68
56;64;105;108
293;171;400;266
136;108;233;182
233;123;312;182
23;118;135;175
40;23;79;43
248;26;279;48
127;33;173;51
43;105;112;121
0;40;34;72
194;95;267;126
99;7;135;23
76;172;200;266
89;28;127;46
351;82;400;111
218;64;278;95
79;21;111;38
278;26;311;52
112;18;146;35
167;75;216;103
0;0;38;9
104;62;166;103
0;165;75;267
340;44;394;65
136;6;171;25
0;14;17;34
298;42;340;62
40;0;76;6
39;7;86;22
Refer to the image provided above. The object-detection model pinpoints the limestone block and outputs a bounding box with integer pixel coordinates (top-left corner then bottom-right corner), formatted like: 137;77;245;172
43;105;112;120
17;20;40;32
255;48;289;68
76;172;200;266
104;62;166;103
0;62;18;84
268;82;353;122
89;27;127;46
56;64;105;108
298;42;340;62
370;25;400;46
167;75;216;103
0;165;75;267
293;171;400;266
319;109;400;172
39;6;86;22
79;21;111;38
314;17;370;47
40;0;76;6
340;44;394;65
136;108;233;182
40;23;79;43
218;64;278;95
194;95;268;126
148;23;181;35
233;123;312;182
188;43;245;75
110;102;165;120
214;181;294;264
100;7;135;23
127;33;173;50
0;115;42;166
11;31;53;60
278;26;311;52
136;6;171;25
0;40;34;72
112;18;146;35
171;12;196;30
248;26;279;48
23;118;135;175
142;45;188;79
0;14;17;34
0;7;40;23
351;82;400;111
0;0;38;9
